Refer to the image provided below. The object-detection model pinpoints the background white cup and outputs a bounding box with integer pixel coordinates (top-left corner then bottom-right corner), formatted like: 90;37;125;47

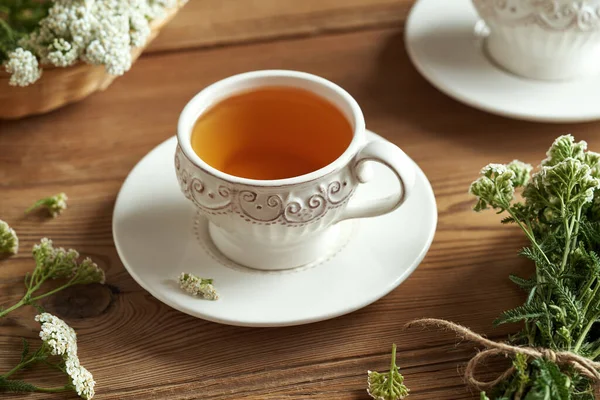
473;0;600;81
175;70;415;270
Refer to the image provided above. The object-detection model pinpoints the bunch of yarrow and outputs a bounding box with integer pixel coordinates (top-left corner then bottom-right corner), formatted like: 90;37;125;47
0;0;187;86
466;135;600;399
0;194;105;399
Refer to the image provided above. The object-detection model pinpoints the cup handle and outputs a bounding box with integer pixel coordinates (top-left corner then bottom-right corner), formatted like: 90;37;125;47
337;140;416;222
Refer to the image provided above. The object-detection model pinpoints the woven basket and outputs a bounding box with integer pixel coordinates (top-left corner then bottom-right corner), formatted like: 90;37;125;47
0;6;180;120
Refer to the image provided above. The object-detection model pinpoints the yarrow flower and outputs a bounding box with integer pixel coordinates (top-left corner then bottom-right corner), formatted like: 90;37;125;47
541;134;587;167
47;38;80;67
26;192;68;217
179;272;218;300
4;48;42;86
33;238;79;279
522;136;600;214
506;160;533;187
36;313;96;399
146;0;186;19
36;313;78;357
0;219;19;255
75;257;106;285
3;0;189;86
469;163;518;212
367;344;409;400
32;238;105;284
65;357;96;399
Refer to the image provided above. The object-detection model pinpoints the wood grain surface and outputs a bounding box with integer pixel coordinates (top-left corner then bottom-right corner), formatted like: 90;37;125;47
1;1;598;399
148;0;412;52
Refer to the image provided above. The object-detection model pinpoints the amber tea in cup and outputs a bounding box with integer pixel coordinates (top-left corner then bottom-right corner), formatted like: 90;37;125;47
190;86;353;180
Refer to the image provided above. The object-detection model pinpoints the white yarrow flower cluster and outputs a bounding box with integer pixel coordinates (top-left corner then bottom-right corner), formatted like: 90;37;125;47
36;313;96;399
480;163;509;176
47;38;80;67
0;219;19;255
66;359;96;399
179;272;219;300
32;238;106;284
146;0;186;19
36;313;78;357
27;192;68;217
4;48;42;86
4;0;188;86
47;192;68;217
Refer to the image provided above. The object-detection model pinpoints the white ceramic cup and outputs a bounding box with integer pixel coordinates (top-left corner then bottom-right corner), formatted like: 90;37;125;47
175;70;415;270
473;0;600;81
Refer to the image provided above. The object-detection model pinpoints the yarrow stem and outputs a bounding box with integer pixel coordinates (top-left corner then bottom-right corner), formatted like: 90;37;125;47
2;354;38;379
388;344;397;395
29;282;73;303
0;298;28;319
25;385;70;394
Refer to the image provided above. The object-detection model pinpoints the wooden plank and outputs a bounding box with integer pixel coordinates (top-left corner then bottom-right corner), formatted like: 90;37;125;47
148;0;414;52
1;26;598;399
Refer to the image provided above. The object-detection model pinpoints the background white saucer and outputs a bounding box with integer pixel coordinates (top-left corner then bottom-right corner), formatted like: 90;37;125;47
112;131;437;327
405;0;600;123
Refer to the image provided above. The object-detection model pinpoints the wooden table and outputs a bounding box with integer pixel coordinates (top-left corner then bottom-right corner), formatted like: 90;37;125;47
1;1;598;398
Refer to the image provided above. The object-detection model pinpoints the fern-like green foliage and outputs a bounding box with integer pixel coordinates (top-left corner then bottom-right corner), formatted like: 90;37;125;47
471;135;600;399
0;376;37;392
494;304;546;326
509;274;537;290
19;338;28;363
525;359;571;400
0;1;51;62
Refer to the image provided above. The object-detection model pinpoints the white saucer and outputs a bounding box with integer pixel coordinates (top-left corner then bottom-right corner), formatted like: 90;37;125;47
405;0;600;123
112;130;437;327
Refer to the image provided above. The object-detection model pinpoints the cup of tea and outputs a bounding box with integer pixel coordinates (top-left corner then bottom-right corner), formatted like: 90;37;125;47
175;70;415;270
473;0;600;81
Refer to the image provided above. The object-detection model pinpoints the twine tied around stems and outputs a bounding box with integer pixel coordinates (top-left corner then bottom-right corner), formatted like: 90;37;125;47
406;318;600;394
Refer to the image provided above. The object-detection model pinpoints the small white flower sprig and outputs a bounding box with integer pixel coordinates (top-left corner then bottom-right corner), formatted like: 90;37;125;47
0;313;95;399
26;193;68;218
367;344;410;400
0;238;105;319
26;192;68;217
0;219;18;255
5;48;41;87
3;0;188;86
179;272;218;300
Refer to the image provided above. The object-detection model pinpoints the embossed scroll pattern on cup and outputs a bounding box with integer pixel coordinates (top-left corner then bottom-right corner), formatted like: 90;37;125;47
175;146;356;226
473;0;600;31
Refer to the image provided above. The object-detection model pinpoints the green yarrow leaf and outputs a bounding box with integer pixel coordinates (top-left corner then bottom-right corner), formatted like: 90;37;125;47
509;274;537;290
0;376;38;393
523;359;571;400
494;304;546;326
19;338;29;364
